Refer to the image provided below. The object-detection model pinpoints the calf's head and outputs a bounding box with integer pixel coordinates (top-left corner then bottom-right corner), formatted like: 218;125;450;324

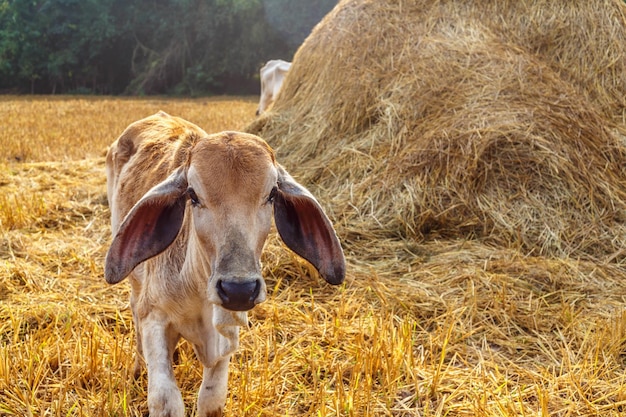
105;132;345;311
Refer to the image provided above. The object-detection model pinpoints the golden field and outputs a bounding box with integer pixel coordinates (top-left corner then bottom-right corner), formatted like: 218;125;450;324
1;95;626;417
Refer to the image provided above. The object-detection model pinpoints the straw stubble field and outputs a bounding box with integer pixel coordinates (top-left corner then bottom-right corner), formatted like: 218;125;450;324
1;95;626;417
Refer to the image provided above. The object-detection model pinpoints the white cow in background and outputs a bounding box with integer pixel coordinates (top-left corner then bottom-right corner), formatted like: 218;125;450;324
256;59;291;115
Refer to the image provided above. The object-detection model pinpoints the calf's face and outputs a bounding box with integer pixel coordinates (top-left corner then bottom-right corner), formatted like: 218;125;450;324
186;135;277;310
105;132;345;311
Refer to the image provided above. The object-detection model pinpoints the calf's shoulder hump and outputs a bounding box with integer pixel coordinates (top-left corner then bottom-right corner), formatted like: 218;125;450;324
108;112;207;219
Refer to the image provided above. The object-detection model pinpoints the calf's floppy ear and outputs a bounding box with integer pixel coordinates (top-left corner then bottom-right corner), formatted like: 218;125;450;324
105;167;188;284
274;166;346;285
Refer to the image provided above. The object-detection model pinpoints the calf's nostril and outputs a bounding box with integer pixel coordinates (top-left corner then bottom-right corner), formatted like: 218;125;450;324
216;279;261;311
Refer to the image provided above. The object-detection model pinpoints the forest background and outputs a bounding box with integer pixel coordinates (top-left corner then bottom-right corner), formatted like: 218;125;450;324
0;0;336;95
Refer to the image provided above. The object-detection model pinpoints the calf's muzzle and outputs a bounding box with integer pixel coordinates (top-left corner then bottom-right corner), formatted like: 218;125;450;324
216;279;262;311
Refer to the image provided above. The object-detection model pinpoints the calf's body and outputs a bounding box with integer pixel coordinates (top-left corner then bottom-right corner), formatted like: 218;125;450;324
105;112;345;416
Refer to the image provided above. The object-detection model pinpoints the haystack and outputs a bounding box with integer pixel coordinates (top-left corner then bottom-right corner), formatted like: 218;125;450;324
247;0;626;261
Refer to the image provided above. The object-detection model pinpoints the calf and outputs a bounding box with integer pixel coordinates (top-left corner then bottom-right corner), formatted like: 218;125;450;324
256;59;291;115
104;111;345;417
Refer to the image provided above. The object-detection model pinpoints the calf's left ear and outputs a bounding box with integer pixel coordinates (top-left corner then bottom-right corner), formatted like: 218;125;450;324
105;167;188;284
273;166;346;285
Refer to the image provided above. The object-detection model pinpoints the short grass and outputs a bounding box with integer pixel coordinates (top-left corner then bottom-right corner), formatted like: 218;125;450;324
1;96;626;416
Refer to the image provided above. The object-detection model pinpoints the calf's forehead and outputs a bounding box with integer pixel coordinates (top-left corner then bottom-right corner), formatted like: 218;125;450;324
187;132;277;199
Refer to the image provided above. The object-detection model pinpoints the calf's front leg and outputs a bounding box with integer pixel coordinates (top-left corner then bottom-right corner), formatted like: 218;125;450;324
141;312;185;417
197;357;230;417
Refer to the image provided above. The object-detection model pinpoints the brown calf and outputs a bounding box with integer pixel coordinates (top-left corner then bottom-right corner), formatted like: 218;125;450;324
104;111;345;417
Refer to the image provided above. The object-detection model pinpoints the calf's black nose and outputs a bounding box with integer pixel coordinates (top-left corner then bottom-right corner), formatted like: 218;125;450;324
216;279;261;311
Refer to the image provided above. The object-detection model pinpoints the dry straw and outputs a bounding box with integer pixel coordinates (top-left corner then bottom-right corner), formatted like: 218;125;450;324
3;1;626;414
244;3;626;408
247;0;626;262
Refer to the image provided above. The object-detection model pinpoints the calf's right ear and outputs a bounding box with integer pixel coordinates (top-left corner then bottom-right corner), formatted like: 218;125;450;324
273;166;346;285
105;167;188;284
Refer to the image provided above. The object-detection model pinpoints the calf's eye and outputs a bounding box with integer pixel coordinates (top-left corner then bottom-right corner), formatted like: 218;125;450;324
187;187;200;206
267;186;278;204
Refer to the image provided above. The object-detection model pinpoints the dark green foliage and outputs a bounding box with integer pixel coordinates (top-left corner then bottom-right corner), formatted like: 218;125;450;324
0;0;337;95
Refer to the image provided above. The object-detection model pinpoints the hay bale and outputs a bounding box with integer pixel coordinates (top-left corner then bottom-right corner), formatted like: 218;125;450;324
247;0;626;261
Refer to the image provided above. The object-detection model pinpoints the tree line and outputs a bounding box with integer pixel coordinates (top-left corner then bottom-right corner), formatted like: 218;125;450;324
0;0;336;95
